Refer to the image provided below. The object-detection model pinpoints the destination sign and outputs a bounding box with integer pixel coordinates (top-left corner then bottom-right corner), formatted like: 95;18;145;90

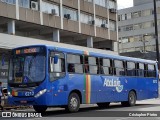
14;47;44;55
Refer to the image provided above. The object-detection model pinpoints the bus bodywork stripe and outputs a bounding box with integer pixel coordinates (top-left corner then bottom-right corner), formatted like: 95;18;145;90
84;51;91;104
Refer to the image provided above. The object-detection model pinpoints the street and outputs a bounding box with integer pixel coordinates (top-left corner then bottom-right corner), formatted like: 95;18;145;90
1;98;160;120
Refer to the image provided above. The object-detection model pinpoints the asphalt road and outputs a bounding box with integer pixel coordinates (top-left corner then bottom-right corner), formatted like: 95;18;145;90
1;98;160;120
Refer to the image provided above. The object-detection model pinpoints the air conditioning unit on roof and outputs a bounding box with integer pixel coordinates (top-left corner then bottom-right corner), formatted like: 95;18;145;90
64;14;71;19
51;9;57;15
89;20;95;25
31;1;38;11
101;24;109;28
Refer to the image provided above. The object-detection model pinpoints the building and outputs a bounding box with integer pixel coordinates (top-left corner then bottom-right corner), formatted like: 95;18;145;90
0;0;118;86
118;0;160;59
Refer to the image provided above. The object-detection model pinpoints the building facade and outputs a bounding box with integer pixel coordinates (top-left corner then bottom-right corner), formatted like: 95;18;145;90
0;0;118;86
118;0;160;59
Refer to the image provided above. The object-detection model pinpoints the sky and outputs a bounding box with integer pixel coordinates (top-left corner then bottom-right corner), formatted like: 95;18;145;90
117;0;133;10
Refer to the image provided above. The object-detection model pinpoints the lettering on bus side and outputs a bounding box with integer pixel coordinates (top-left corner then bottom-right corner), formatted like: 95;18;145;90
103;78;123;93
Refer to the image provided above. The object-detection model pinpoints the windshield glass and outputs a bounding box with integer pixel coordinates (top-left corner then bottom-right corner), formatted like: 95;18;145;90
9;55;46;84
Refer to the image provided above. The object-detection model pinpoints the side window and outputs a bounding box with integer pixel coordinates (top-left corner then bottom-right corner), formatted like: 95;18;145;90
126;61;136;76
84;56;98;74
114;60;125;76
67;54;83;74
137;63;144;77
100;58;112;75
147;64;156;78
49;52;65;81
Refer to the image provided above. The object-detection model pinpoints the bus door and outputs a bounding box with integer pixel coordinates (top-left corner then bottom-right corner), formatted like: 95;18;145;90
49;51;67;105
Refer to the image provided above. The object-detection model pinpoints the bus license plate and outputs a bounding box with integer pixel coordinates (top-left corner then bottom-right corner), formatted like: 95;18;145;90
20;101;27;104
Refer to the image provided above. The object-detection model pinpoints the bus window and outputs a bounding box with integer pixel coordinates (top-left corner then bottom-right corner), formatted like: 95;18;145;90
67;54;83;74
114;60;125;76
147;64;156;78
49;52;65;81
100;58;112;75
127;62;136;76
84;56;98;74
137;63;144;77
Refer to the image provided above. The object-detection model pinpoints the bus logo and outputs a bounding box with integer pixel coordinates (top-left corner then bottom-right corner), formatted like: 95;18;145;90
103;79;123;93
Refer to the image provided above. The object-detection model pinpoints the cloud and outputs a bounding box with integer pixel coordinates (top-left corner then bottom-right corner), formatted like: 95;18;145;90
117;0;133;9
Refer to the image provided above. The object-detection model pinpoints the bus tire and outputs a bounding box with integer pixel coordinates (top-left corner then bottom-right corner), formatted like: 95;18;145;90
121;91;136;107
33;105;47;113
97;102;110;108
65;93;80;112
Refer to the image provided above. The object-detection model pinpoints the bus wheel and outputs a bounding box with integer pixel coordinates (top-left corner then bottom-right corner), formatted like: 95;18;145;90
33;105;47;113
97;102;110;108
121;91;136;107
65;93;80;112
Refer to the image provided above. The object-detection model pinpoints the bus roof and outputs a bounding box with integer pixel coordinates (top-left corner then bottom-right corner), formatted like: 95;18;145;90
15;44;157;64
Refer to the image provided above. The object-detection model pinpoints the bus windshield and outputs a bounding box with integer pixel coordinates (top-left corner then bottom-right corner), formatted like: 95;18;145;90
9;54;46;84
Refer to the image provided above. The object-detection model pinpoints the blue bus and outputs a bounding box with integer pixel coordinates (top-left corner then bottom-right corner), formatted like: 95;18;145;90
8;44;159;112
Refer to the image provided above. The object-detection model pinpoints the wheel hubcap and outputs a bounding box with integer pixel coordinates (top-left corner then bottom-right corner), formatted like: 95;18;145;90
70;97;78;109
130;94;134;104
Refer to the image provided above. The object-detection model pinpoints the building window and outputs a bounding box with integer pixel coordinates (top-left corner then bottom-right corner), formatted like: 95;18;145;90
63;7;78;21
132;11;141;18
109;20;116;31
95;0;106;8
81;12;93;24
118;15;121;21
41;1;59;16
95;17;108;27
134;35;142;42
134;23;142;30
142;21;154;29
18;0;30;8
125;25;133;31
126;13;132;19
141;9;152;16
121;37;128;43
109;0;116;9
84;0;93;3
121;14;125;21
1;0;16;4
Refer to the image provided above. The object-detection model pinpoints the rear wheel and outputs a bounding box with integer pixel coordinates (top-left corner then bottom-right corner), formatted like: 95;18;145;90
121;91;136;107
65;93;80;112
97;102;110;108
33;105;47;113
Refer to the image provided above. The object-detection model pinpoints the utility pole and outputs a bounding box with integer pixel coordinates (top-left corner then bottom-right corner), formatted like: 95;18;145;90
153;0;160;69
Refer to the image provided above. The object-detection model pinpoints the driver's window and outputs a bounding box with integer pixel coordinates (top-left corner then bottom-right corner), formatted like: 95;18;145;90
49;52;65;81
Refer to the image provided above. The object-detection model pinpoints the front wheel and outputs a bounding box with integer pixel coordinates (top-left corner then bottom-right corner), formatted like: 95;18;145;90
65;93;80;112
33;105;47;113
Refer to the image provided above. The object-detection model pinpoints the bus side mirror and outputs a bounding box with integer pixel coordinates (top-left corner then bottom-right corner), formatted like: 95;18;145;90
54;55;58;64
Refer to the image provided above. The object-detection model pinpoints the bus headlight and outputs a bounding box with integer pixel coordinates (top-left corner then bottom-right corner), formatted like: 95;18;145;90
34;89;47;98
8;92;12;97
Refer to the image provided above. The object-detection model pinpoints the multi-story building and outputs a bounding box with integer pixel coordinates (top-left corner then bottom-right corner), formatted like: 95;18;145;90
0;0;118;86
118;0;160;59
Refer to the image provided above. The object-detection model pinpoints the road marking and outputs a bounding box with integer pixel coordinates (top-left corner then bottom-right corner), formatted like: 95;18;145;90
116;117;134;120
